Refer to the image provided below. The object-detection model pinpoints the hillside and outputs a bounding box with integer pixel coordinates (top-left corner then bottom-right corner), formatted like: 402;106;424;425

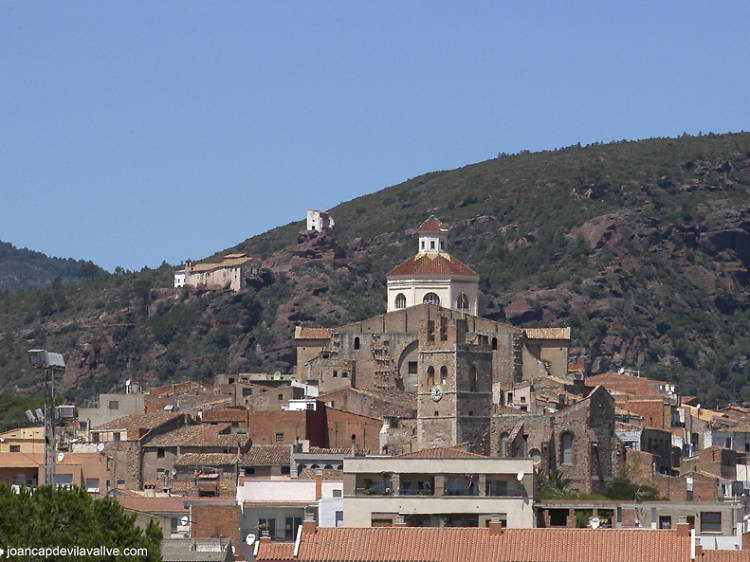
2;133;750;406
0;241;107;292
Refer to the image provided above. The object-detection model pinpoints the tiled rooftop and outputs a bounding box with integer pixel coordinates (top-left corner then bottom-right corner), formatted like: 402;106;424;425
294;326;332;340
92;411;181;432
387;253;478;278
255;526;692;562
297;468;344;480
395;447;487;459
145;423;249;448
417;216;448;233
201;407;248;423
240;445;291;466
175;452;240;466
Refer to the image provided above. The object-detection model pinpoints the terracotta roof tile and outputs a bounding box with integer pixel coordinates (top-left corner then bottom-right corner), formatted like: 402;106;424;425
256;526;692;562
256;542;294;561
240;445;290;466
395;447;487;459
145;423;249;448
699;552;750;562
175;453;240;466
417;216;448;233
92;411;181;432
295;326;332;340
387;253;478;278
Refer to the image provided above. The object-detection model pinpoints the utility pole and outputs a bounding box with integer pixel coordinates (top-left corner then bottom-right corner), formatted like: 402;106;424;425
28;349;66;486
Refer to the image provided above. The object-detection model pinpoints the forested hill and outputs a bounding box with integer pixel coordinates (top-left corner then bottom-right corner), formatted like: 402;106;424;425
2;133;750;407
0;241;107;292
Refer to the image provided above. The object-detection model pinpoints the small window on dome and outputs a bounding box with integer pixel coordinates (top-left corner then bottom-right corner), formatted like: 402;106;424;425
430;241;435;249
423;293;440;306
395;293;406;309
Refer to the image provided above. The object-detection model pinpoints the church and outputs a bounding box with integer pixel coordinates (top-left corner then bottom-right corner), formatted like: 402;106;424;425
294;216;619;492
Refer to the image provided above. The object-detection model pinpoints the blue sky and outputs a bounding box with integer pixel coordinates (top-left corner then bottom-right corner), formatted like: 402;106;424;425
1;1;748;272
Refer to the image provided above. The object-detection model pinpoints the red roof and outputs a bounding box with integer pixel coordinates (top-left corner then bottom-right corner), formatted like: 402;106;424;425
256;526;692;562
699;552;750;562
117;496;188;513
395;447;487;459
417;216;448;233
387;253;478;278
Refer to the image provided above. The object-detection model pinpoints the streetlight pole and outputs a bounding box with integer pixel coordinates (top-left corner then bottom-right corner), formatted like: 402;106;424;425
28;349;65;487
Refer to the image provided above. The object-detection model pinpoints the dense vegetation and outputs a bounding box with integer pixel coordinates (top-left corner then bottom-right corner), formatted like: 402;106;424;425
2;132;750;406
0;241;107;292
0;484;162;560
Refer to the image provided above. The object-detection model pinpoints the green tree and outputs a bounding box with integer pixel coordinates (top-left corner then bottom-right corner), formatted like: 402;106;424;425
0;484;162;561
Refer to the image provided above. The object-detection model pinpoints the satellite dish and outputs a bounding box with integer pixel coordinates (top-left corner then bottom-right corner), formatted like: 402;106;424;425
618;367;625;374
97;443;104;452
245;533;256;546
172;468;177;476
57;453;64;462
516;471;524;482
590;517;600;529
125;379;131;386
180;515;189;526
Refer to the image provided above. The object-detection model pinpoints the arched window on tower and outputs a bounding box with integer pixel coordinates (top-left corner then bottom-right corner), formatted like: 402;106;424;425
427;366;435;386
423;293;440;306
395;293;406;309
492;337;498;350
440;366;448;385
354;337;360;350
561;433;574;465
456;293;469;311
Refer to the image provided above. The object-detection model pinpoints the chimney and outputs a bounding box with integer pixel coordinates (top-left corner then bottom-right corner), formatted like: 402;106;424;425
302;508;317;535
488;516;503;536
676;523;690;537
315;470;322;500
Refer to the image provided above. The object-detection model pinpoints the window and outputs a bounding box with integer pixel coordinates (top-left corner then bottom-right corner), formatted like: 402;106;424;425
281;466;290;474
244;467;256;476
278;393;283;400
434;410;439;416
335;511;344;527
85;478;100;493
342;371;348;378
333;371;338;377
659;516;671;529
423;292;440;306
332;489;342;497
9;445;20;452
108;401;119;410
157;448;165;458
561;433;574;464
285;517;302;540
408;361;418;374
54;474;73;489
470;366;478;392
440;366;448;385
395;293;407;309
456;293;469;310
427;366;435;386
354;337;360;350
114;432;121;442
492;337;497;350
306;402;315;410
242;387;252;396
421;241;425;250
258;518;276;538
486;479;508;496
117;479;125;486
440;241;445;250
171;517;178;532
430;241;435;249
700;512;722;533
275;433;284;442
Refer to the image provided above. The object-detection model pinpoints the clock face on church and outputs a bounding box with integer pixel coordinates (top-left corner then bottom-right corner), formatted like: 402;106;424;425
431;386;443;402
